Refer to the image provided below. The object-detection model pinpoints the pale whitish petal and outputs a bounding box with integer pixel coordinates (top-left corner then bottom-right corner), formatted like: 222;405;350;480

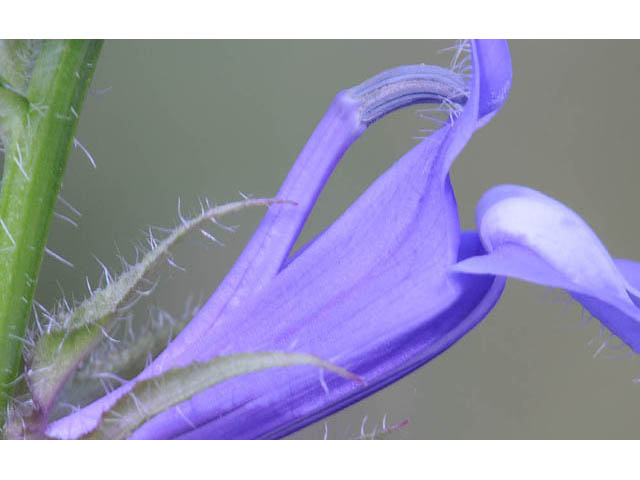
454;184;640;351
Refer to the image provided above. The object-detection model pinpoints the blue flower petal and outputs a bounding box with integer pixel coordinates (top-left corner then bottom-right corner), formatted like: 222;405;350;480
160;232;505;439
454;184;640;351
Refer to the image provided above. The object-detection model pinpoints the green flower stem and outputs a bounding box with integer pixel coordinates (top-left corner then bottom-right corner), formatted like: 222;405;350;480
0;76;29;137
0;40;103;413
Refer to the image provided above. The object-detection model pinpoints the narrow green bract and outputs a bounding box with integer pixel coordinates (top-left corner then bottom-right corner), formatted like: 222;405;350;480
84;352;362;440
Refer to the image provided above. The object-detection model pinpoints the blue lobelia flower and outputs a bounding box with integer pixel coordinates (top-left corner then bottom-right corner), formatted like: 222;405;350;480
48;40;513;439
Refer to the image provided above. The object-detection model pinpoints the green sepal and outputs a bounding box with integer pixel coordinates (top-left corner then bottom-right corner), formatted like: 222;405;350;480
84;351;362;440
29;198;293;420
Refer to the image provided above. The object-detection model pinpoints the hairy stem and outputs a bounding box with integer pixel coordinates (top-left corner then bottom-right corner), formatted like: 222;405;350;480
0;40;103;413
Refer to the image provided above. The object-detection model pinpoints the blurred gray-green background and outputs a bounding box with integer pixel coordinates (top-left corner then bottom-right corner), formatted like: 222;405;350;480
34;41;640;438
